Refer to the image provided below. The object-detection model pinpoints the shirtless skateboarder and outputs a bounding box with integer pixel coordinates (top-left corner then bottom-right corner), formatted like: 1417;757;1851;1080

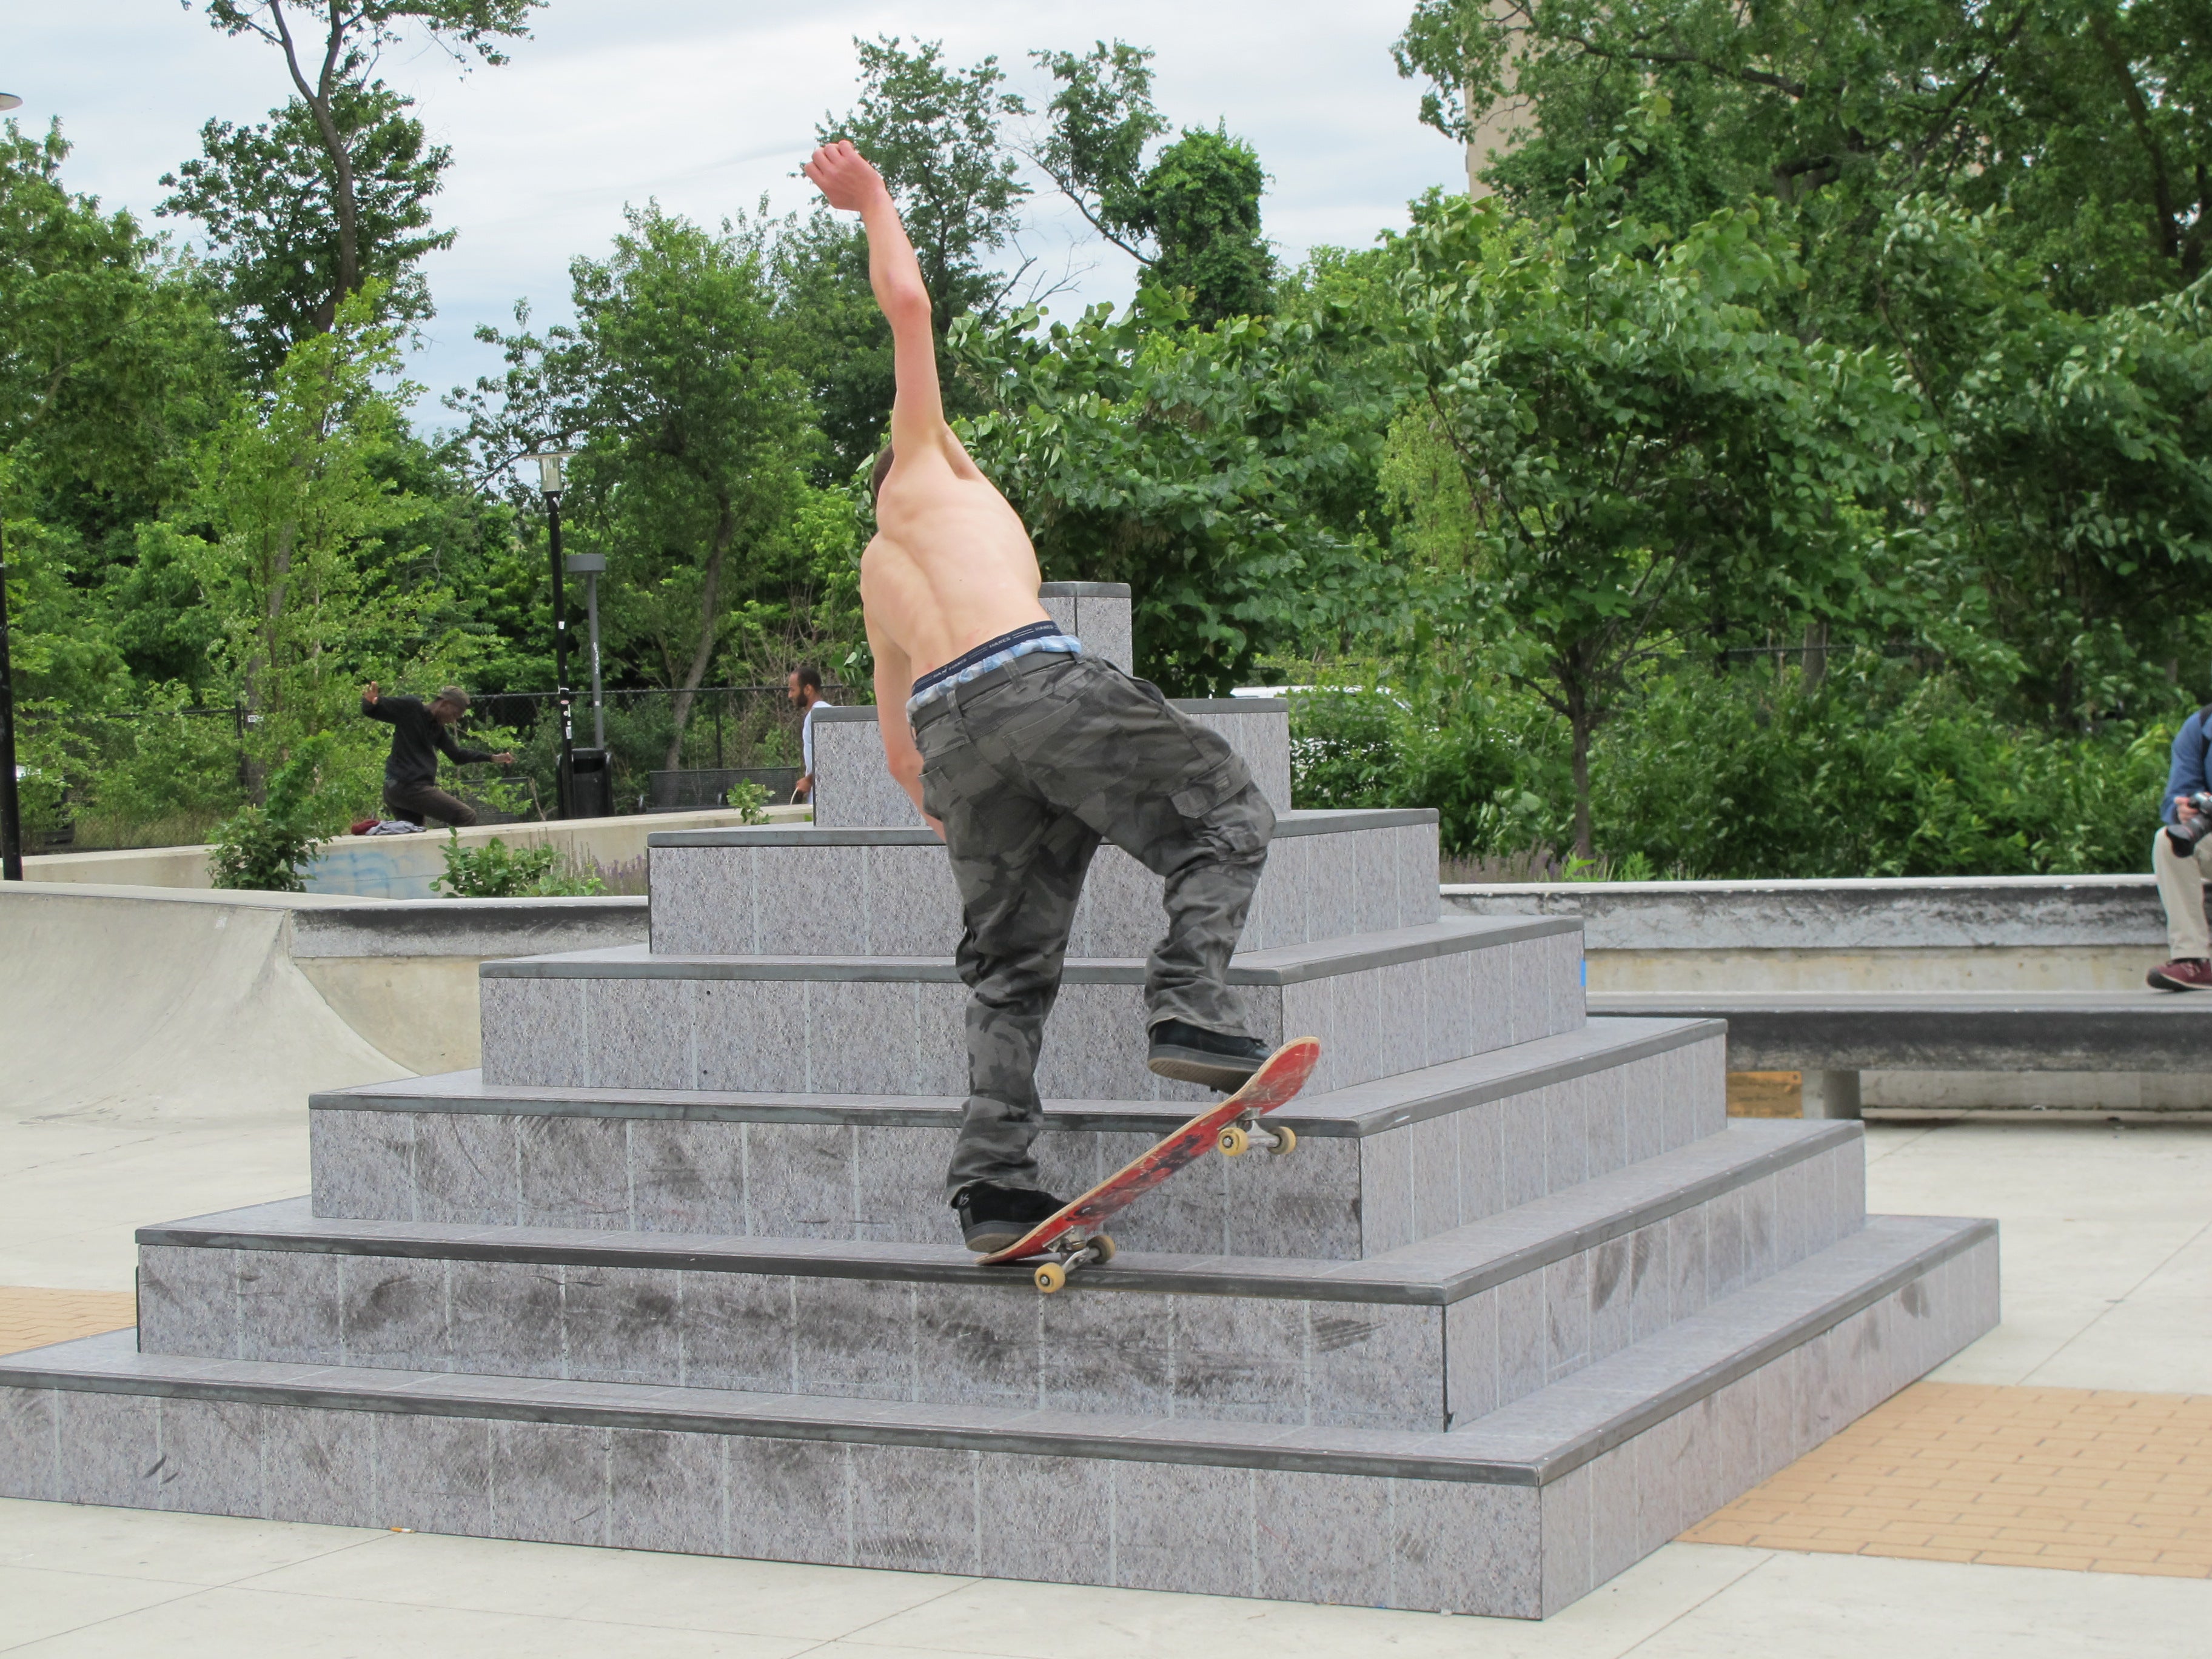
802;140;1278;1251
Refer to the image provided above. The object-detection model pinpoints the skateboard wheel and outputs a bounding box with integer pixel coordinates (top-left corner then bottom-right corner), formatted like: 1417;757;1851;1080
1089;1234;1116;1265
1218;1125;1250;1156
1033;1262;1067;1293
1267;1125;1298;1156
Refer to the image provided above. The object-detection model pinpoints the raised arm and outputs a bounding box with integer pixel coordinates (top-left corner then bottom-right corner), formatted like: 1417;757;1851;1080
802;141;947;463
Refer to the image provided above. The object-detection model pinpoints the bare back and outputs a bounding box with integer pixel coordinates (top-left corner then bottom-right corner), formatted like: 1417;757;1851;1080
860;435;1050;680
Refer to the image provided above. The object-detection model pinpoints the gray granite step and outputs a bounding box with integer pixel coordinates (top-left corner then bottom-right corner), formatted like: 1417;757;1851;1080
646;808;1442;959
313;1018;1721;1257
810;697;1292;828
2;1215;1998;1617
477;917;1585;1102
135;1119;1866;1430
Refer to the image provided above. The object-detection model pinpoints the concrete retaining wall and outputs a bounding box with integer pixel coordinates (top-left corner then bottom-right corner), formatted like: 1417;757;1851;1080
1444;875;2199;1111
24;805;808;899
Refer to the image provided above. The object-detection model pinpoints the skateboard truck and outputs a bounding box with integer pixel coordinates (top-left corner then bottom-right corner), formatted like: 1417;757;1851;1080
1030;1232;1114;1294
1216;1113;1298;1158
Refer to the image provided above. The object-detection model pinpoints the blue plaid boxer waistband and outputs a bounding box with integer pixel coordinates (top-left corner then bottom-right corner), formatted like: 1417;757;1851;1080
906;620;1084;716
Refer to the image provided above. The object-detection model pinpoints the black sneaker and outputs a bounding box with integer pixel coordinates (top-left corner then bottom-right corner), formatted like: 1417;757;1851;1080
1147;1019;1272;1091
951;1182;1066;1252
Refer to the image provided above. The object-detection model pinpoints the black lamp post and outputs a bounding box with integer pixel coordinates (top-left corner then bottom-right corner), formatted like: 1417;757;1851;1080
0;93;19;880
529;451;578;819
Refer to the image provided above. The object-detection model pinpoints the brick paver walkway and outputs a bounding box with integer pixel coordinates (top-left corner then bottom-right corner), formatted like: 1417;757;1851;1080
0;1287;137;1357
1683;1381;2212;1576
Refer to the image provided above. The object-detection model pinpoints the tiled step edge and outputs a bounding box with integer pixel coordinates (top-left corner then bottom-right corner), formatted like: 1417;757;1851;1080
648;808;1444;960
480;915;1575;985
0;1218;1993;1618
477;918;1586;1102
309;1022;1724;1259
648;806;1441;848
156;1119;1862;1309
313;1017;1721;1140
135;1121;1863;1431
5;1216;1989;1487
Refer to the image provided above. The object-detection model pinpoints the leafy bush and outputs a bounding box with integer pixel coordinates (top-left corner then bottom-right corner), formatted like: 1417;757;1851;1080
725;779;771;825
1589;664;2176;879
434;829;606;897
1289;663;2177;879
207;736;333;891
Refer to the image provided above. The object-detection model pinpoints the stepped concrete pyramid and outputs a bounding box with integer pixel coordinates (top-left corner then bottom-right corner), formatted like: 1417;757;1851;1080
0;583;1997;1617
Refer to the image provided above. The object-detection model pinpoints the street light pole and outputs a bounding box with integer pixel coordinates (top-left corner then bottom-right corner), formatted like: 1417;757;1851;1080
532;452;578;819
0;95;22;879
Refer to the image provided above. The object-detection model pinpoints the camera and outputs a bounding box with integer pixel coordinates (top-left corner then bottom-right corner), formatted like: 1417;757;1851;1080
2167;790;2212;855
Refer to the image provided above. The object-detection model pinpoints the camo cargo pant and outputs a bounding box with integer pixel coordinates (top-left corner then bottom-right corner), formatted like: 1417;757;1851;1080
911;649;1275;1198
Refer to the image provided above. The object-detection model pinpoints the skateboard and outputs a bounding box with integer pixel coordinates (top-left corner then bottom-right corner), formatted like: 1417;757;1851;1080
978;1035;1322;1292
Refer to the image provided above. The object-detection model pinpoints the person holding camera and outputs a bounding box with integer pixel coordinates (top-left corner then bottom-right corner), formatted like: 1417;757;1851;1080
2150;703;2212;990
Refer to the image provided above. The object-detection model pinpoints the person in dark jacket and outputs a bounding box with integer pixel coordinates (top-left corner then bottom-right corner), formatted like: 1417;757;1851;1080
360;682;514;827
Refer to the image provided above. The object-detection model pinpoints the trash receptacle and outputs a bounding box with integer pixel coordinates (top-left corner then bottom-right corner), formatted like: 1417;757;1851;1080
569;746;613;819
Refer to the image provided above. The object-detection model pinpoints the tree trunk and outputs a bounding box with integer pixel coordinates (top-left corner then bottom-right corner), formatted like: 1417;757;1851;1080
270;2;361;328
1802;618;1829;688
663;510;735;772
1569;696;1595;863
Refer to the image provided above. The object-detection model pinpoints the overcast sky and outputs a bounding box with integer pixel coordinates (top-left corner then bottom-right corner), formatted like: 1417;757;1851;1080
12;1;1463;423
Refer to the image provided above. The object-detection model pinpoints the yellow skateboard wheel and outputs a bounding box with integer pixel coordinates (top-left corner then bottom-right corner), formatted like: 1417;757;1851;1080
1090;1234;1116;1265
1268;1125;1298;1156
1034;1262;1067;1293
1218;1125;1250;1156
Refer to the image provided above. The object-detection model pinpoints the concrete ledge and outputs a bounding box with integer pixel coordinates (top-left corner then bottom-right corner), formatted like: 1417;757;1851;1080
315;1017;1724;1138
1;1216;1990;1488
1591;990;2212;1070
1446;874;2162;951
809;697;1288;723
1037;581;1133;598
287;897;648;959
142;1119;1860;1307
648;806;1439;849
484;917;1577;987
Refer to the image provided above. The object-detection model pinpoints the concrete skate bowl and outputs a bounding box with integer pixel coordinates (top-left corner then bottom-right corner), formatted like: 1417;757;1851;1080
0;883;409;1125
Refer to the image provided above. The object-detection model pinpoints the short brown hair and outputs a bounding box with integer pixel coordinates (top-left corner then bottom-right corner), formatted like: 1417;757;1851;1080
870;444;895;504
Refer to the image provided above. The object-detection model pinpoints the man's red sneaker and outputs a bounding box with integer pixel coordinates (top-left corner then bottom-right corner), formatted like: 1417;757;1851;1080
2148;958;2212;991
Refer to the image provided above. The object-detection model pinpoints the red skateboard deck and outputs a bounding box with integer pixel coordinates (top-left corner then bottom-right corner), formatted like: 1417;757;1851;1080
978;1036;1322;1290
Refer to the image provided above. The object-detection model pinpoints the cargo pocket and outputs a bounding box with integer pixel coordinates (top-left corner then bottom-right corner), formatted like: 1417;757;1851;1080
1171;756;1271;853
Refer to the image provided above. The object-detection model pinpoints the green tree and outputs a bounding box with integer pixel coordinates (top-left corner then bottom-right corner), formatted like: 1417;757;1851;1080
817;36;1030;329
460;207;822;768
186;1;540;340
1396;129;1911;854
771;207;894;483
1871;198;2212;723
0;123;234;547
190;287;421;791
1031;42;1276;326
1392;0;2212;314
952;284;1401;692
159;82;454;377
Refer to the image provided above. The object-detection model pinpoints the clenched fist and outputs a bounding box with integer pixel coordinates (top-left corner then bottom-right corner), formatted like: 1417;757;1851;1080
802;140;889;213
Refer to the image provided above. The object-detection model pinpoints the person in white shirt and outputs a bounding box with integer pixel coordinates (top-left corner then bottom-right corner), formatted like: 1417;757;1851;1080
788;665;835;803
